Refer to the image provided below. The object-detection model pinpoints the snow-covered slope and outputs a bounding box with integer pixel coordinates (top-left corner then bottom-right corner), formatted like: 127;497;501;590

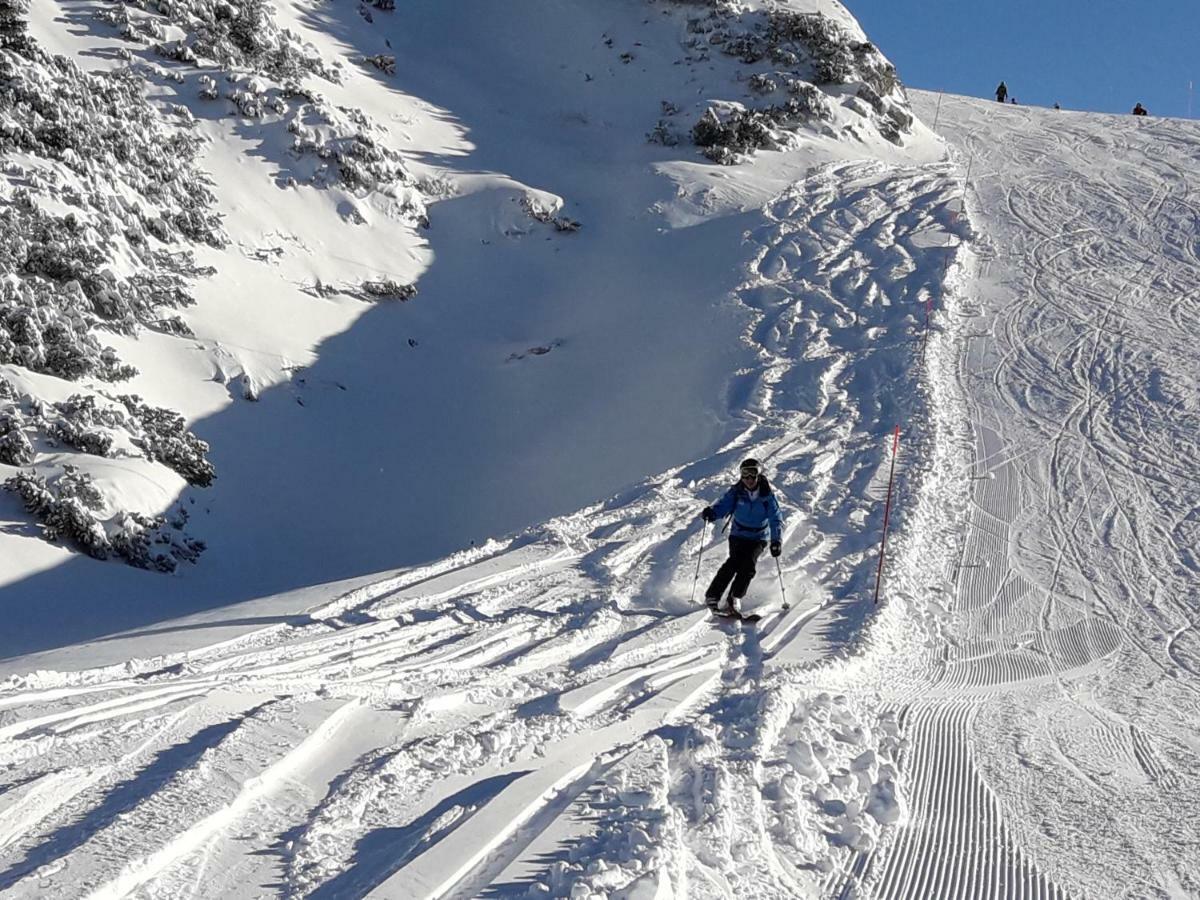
875;92;1200;900
1;1;1198;898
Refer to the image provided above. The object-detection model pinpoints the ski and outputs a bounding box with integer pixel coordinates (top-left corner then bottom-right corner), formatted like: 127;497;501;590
706;592;767;622
708;604;763;623
723;611;762;623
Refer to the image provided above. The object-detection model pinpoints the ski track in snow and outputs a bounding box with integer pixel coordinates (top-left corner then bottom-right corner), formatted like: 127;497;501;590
842;96;1200;900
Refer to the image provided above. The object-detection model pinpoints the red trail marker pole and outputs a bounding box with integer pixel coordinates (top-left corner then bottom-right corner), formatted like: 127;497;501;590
873;426;901;605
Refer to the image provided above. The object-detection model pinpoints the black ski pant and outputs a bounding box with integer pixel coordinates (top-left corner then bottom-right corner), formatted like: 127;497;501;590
706;536;767;601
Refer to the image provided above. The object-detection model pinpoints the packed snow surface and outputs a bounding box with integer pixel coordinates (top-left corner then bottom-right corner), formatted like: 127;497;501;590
1;1;1199;898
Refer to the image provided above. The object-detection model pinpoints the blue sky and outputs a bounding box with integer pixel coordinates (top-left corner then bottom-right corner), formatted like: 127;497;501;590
847;0;1200;119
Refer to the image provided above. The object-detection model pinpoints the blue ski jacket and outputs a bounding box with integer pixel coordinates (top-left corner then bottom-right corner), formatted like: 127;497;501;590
711;475;783;543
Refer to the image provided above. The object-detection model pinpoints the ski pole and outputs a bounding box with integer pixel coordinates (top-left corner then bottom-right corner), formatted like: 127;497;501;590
690;519;708;605
775;555;789;610
873;426;902;605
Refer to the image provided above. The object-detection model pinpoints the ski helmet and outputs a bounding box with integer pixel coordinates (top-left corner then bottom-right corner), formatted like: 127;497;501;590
739;458;761;477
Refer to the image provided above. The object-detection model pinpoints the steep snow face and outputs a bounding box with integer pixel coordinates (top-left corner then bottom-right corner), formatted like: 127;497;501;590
1;0;939;653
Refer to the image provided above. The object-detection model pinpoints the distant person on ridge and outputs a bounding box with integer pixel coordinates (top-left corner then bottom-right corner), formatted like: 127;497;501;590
700;458;783;617
995;81;1008;103
1132;102;1148;116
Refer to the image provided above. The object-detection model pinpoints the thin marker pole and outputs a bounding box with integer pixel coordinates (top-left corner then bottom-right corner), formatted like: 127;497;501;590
691;519;708;605
873;426;901;605
775;556;790;610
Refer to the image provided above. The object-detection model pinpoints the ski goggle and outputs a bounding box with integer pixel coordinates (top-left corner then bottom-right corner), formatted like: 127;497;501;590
740;467;759;478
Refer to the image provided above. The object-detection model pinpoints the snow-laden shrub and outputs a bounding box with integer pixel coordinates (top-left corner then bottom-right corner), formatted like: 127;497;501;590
415;173;457;200
694;105;770;160
198;74;219;99
675;2;911;158
286;109;418;198
226;79;286;118
5;466;110;558
746;11;900;98
362;54;395;76
856;83;912;143
130;0;339;83
692;89;833;162
0;0;30;53
92;0;426;217
53;462;104;507
0;25;222;377
0;203;105;292
108;510;164;569
119;394;214;487
0;41;222;324
749;72;778;95
647;120;681;146
0;410;33;464
110;508;205;572
522;197;581;232
0;52;224;250
4;465;206;569
0;276;135;382
0;3;222;569
147;313;195;337
51;422;113;456
122;267;204;322
359;279;417;302
787;79;833;115
691;78;836;160
39;392;213;486
50;393;127;457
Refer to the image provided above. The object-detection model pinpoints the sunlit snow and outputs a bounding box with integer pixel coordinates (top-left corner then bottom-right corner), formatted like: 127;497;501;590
1;1;1198;898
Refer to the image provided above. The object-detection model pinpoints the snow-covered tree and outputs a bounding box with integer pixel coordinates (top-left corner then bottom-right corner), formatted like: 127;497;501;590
50;394;128;457
675;3;914;159
0;0;29;52
5;466;110;559
0;8;218;566
0;410;33;465
120;394;215;487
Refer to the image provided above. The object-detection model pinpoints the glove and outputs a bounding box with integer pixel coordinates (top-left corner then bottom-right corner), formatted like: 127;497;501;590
701;506;715;523
770;541;781;557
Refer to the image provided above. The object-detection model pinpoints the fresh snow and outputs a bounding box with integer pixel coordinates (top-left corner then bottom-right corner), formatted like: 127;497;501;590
1;0;1199;898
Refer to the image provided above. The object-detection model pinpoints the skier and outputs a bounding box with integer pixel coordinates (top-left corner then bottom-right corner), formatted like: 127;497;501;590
699;458;783;616
995;81;1008;103
1132;102;1148;116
